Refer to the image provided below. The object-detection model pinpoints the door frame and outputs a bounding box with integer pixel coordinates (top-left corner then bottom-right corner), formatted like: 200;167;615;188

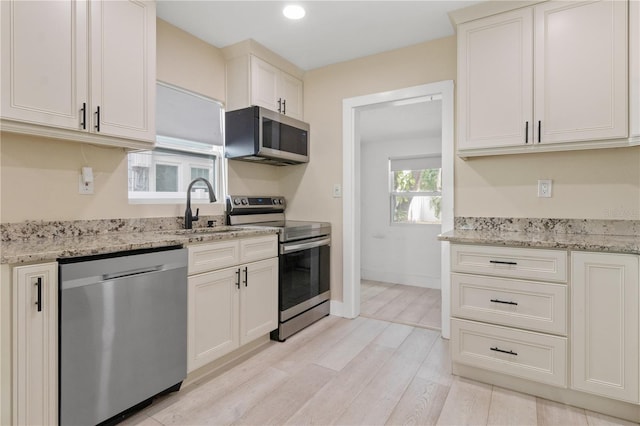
340;81;454;338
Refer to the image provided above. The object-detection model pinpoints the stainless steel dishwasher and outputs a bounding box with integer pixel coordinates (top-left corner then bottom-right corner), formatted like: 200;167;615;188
59;246;188;426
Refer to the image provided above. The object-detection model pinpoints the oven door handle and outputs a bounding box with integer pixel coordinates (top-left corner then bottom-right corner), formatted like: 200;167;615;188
281;237;331;254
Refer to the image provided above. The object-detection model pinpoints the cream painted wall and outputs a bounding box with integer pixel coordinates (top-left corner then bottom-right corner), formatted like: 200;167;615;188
0;19;280;223
282;37;457;302
455;148;640;220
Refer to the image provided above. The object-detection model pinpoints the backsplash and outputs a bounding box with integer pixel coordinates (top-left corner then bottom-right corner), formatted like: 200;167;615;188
1;215;226;242
454;217;640;236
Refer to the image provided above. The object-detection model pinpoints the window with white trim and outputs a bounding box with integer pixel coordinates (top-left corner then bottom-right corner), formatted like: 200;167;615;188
390;155;442;224
128;82;225;204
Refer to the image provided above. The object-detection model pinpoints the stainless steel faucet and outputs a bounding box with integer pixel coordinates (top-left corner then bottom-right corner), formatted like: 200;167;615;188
185;178;216;229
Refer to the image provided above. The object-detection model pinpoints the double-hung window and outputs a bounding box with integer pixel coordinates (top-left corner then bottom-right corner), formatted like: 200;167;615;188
390;155;442;224
128;82;225;203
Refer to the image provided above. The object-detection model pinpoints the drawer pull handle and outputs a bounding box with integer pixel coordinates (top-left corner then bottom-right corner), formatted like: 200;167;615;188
489;260;517;265
490;347;518;356
490;299;518;306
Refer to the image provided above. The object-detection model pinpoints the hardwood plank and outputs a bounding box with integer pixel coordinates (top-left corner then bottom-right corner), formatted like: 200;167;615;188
361;285;406;316
394;289;438;325
361;280;396;303
284;343;396;425
233;363;335;426
585;410;639;426
272;316;367;374
372;285;426;322
118;412;164;426
144;315;342;419
315;317;389;371
418;289;442;329
536;398;588;426
487;386;537;426
335;327;439;425
385;376;450;426
416;336;453;387
436;377;492;425
373;322;414;349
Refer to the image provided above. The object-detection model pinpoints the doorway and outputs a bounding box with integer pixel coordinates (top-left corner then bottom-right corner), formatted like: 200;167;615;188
341;81;454;338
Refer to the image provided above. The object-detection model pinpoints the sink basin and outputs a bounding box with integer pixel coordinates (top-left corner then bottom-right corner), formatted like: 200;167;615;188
164;227;244;235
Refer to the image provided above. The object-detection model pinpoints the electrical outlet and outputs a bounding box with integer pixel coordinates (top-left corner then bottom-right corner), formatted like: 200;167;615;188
537;179;552;198
333;184;342;198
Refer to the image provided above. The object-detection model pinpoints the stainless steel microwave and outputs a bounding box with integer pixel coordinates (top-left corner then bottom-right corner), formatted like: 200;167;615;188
225;106;309;166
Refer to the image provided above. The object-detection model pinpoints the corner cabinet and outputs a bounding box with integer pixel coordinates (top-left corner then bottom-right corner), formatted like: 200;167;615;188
0;0;156;149
457;0;631;157
187;235;278;372
12;263;58;426
226;54;304;120
571;252;639;403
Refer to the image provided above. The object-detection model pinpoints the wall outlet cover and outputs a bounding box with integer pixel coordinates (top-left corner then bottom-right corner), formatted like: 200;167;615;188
537;179;552;198
333;184;342;198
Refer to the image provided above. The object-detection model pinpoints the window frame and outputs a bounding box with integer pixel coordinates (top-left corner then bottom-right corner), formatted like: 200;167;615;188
389;156;442;226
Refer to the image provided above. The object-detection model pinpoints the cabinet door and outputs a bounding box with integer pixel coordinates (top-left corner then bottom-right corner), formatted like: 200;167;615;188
1;0;88;130
279;71;304;120
240;258;278;345
188;268;240;372
457;7;533;150
571;252;639;403
12;263;58;426
250;56;280;112
534;1;628;144
89;0;155;141
630;0;640;138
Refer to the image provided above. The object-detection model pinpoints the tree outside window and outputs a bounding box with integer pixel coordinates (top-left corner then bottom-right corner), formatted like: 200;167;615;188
390;156;442;224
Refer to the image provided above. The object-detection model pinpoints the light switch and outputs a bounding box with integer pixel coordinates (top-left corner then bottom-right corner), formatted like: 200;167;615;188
333;184;342;198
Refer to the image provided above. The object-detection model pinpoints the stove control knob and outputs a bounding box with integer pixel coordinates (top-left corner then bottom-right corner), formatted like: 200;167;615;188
272;199;278;205
241;199;248;205
233;198;241;205
279;199;284;205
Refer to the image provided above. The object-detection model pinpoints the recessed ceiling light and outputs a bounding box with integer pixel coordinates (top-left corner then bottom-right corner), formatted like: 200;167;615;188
283;5;305;20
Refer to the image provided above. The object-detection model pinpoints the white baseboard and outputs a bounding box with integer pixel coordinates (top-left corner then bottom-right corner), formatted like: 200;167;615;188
329;300;345;317
361;269;441;289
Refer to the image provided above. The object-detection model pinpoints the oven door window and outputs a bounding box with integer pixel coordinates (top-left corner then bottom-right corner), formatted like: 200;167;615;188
280;244;330;312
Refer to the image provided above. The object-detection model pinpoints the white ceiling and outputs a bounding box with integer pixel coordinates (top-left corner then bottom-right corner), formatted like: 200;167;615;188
156;1;483;71
359;98;442;144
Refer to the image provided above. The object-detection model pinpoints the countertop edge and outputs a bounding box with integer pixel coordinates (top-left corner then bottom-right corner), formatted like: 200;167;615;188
1;228;279;265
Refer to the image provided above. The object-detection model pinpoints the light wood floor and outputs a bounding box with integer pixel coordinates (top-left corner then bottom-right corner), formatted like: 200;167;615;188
122;316;636;426
361;279;442;330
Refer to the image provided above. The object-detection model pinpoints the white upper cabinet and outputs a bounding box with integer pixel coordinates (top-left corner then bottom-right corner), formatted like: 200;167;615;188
0;0;155;148
458;8;533;150
226;52;304;120
534;1;628;144
457;0;631;157
250;55;303;119
89;0;156;141
631;0;640;139
1;1;88;130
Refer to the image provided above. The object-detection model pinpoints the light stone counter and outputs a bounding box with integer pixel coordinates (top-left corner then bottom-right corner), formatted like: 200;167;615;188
439;217;640;255
0;217;279;264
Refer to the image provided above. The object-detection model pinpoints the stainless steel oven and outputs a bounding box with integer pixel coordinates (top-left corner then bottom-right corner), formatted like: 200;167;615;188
227;195;331;341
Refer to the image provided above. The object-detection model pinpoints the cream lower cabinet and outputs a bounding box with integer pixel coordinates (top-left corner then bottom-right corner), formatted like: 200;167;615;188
450;244;569;387
187;235;278;372
12;262;58;426
571;251;639;403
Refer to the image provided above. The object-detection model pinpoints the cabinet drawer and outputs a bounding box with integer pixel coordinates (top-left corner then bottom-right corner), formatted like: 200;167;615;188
451;244;567;282
451;319;567;388
188;240;240;275
240;235;278;263
452;273;567;335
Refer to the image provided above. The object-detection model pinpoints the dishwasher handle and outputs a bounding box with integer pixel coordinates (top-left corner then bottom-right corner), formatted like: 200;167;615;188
102;265;162;281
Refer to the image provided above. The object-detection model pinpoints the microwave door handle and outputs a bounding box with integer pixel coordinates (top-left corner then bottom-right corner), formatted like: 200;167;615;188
281;237;331;254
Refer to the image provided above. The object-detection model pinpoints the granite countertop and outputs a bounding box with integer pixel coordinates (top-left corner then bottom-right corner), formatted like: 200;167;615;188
439;217;640;255
1;226;279;265
438;229;640;254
